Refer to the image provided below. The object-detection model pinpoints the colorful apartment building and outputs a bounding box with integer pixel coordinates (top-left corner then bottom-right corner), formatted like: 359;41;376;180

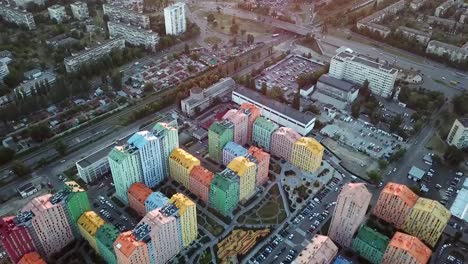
270;127;301;161
239;103;261;144
150;122;179;187
351;225;390;264
108;143;143;204
169;148;200;188
294;235;338;264
189;165;214;203
128;183;152;216
209;169;240;216
291;137;324;173
227;156;256;201
328;183;372;247
373;182;419;229
223;109;249;146
114;229;151;264
248;146;271;186
62;181;91;235
77;211;106;253
17;252;46;264
0;214;37;264
144;191;169;213
382;232;432;264
22;194;74;257
208;120;234;163
402;198;451;247
95;224;120;264
222;141;248;166
252;116;279;151
168;193;198;248
141;206;182;263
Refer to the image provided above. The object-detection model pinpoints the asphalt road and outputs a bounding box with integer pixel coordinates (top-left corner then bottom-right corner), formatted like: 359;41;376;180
317;34;467;99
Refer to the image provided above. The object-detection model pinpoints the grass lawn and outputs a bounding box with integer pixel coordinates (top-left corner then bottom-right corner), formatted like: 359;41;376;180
257;201;280;218
425;135;447;154
243;184;286;225
204;36;222;45
200;11;274;37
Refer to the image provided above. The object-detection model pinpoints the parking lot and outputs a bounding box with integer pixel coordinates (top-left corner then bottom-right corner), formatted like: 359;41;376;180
255;55;324;99
321;117;407;160
250;172;356;264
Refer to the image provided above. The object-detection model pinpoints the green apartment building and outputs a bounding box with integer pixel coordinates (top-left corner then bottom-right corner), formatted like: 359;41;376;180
352;225;390;264
208;120;234;163
209;169;240;216
63;181;91;236
95;224;120;264
252;117;279;151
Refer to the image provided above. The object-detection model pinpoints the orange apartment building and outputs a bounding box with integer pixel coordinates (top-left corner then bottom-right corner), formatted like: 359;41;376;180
188;165;214;203
382;232;432;264
128;183;152;216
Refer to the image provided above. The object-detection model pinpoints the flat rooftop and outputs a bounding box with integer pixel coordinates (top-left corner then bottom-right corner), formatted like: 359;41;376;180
77;143;116;168
233;86;316;124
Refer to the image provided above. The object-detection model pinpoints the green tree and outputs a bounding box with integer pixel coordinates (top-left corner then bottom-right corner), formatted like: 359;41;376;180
247;34;255;44
54;139;68;156
111;72;123;90
360;80;371;98
292;93;300;110
143;83;154;94
207;13;215;23
367;170;381;183
389;114;403;132
184;43;190;54
389;148;406;162
12;161;31;177
351;101;360;118
0;147;15;165
29;124;53;142
261;82;267;95
267;86;284;101
444;145;464;167
378;159;388;170
452;92;468;116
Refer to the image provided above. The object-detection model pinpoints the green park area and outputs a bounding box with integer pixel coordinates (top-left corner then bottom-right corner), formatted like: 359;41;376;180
201;11;274;37
238;184;286;225
198;212;225;237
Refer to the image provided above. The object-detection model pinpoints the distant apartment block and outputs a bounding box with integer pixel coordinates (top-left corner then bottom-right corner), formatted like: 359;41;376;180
108;21;159;51
410;0;428;10
64;38;125;72
169;148;200;188
209;169;240;216
103;3;150;28
382;232;432;264
232;87;316;135
227;156;256;201
396;26;432;46
0;61;9;80
239;103;261;144
128;183;152;216
447;117;468;149
189;165;214;203
222;141;248;166
77;211;106;253
208;120;234;163
0;3;36;30
434;0;457;17
12;0;45;8
248;146;270;186
294;235;338;264
252;116;279;151
373;182;419;229
76;143;115;184
328;183;372;247
14;71;57;97
426;40;468;62
223;109;249;146
351;225;390;264
180;78;236;116
329;47;398;98
402;198;451;247
271;127;301;161
164;3;186;35
356;0;406;37
48;5;67;23
70;1;89;20
315;74;359;103
291;137;324;173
